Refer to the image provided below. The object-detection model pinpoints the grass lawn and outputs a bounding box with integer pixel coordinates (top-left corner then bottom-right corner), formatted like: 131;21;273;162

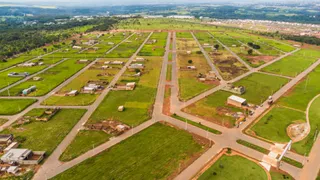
292;96;320;155
53;123;207;180
251;107;306;143
166;64;172;81
0;118;7;126
261;49;320;77
88;57;162;126
198;154;268;180
1;109;86;155
233;73;289;105
236;139;270;154
278;65;320;111
0;59;88;96
0;99;36;115
60;130;111;162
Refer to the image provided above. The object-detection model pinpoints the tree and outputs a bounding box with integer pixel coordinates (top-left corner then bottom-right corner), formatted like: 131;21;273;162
43;48;47;53
72;39;77;46
248;49;253;55
188;60;193;64
214;44;220;50
247;42;253;47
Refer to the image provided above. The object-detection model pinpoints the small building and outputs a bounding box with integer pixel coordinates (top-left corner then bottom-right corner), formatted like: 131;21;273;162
104;61;111;65
227;95;247;108
8;72;29;77
66;90;79;96
72;46;82;50
33;77;42;81
116;124;126;131
108;42;115;45
187;66;196;70
78;59;89;63
186;51;192;54
128;63;145;69
126;82;136;90
18;62;36;67
102;65;109;69
118;106;124;112
0;134;13;145
110;61;124;65
22;86;36;96
7;166;19;175
1;148;45;165
222;83;246;95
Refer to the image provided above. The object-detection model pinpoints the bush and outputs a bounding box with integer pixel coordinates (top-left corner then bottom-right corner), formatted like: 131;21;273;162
188;60;193;64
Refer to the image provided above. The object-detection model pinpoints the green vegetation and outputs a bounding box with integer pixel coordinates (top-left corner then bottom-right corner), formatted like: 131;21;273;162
198;155;268;180
236;139;270;154
166;64;172;81
0;99;36;115
0;118;7;126
262;49;320;77
282;157;303;168
172;114;221;134
270;171;293;180
251;107;306;143
60;130;111;162
138;32;167;56
53;123;207;180
1;58;88;96
1;109;86;155
106;33;149;58
89;57;162;126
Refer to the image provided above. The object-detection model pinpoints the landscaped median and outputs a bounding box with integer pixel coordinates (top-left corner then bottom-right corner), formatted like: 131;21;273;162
236;139;303;169
53;122;211;180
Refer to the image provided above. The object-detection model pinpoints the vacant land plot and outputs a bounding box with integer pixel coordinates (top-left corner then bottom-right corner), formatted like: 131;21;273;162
250;107;306;143
53;123;208;180
177;34;217;100
138;32;167;56
88;56;162;126
233;73;289;105
106;33;149;58
0;58;89;96
42;59;126;106
0;99;36;115
195;32;248;80
270;170;293;180
1;109;86;155
198;154;268;180
261;49;320;77
60;130;111;162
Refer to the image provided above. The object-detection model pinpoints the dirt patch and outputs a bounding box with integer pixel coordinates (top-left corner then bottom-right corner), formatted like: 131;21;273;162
245;55;276;65
287;121;308;142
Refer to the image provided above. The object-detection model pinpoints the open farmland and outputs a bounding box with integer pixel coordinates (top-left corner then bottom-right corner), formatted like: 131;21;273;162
138;32;167;56
261;49;320;77
1;108;86;155
53;123;209;180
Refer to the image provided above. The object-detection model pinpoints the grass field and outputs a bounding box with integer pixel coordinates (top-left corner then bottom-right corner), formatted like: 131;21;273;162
250;107;306;143
0;58;89;96
60;130;111;162
0;99;36;115
53;123;207;180
106;33;150;58
278;65;320;111
42;59;125;106
261;49;320;77
198;154;268;180
88;56;162;126
1;109;86;155
270;171;293;180
138;32;167;56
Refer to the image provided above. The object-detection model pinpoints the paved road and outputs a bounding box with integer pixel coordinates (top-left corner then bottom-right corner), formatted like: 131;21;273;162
191;32;223;81
33;32;152;180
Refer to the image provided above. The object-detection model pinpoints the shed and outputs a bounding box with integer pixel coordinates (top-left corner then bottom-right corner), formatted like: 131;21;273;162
7;166;19;175
67;90;79;96
118;106;124;112
4;142;19;153
33;77;42;81
0;134;13;145
227;95;247;108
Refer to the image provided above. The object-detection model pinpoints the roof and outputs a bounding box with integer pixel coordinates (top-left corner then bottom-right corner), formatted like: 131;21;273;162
228;95;246;104
1;149;32;162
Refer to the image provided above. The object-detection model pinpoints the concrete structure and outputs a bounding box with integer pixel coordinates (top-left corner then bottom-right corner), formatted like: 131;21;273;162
72;46;82;50
8;72;29;77
222;83;246;95
227;95;247;108
0;134;13;145
78;59;89;63
4;142;19;153
22;86;36;96
66;90;79;96
118;106;124;112
18;62;36;67
128;63;145;69
33;77;42;81
187;66;196;70
7;166;19;175
1;149;45;165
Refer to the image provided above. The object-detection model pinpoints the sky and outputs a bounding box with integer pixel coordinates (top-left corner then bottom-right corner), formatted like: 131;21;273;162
1;0;314;6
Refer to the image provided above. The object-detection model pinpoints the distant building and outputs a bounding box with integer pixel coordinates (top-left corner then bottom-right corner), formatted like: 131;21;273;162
1;149;45;165
0;134;13;145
